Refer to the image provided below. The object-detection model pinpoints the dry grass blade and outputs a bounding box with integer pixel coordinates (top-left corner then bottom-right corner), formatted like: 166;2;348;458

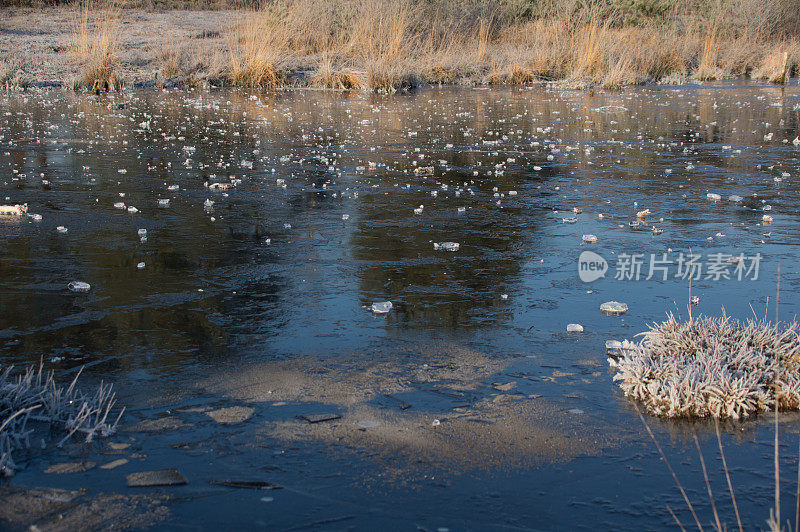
796;435;800;532
714;418;743;532
668;505;688;532
638;409;704;531
773;263;782;530
693;432;722;531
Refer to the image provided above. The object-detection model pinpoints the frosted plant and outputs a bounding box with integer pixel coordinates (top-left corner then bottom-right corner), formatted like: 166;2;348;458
0;364;124;477
611;314;800;419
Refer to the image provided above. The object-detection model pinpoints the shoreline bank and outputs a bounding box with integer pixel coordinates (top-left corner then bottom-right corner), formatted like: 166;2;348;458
2;3;799;93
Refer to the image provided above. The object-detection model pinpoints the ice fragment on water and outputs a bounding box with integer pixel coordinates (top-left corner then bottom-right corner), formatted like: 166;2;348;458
68;281;91;293
600;301;628;316
370;301;393;314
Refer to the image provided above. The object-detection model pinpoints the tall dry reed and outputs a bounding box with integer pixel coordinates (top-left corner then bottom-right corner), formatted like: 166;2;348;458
214;0;800;91
69;0;122;91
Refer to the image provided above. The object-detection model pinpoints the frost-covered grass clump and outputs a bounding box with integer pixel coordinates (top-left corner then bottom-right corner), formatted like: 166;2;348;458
610;314;800;419
0;364;124;477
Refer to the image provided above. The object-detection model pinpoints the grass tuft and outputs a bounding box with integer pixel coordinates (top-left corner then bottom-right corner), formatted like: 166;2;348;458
611;314;800;419
0;363;124;477
0;57;27;90
311;58;363;89
69;0;122;92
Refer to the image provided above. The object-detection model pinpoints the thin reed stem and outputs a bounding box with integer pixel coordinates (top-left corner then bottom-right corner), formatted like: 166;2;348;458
693;432;722;531
638;409;704;531
714;418;743;532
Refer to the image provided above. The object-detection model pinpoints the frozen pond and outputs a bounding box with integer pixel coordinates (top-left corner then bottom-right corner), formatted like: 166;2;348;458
1;81;800;529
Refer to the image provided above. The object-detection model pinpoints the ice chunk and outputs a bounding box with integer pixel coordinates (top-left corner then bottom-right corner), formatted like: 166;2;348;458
581;234;597;243
370;301;393;314
566;323;584;332
600;301;628;316
68;281;91;293
433;242;460;251
605;339;623;356
706;193;721;201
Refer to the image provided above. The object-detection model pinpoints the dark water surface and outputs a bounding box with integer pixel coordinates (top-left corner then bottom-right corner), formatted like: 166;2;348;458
1;81;800;530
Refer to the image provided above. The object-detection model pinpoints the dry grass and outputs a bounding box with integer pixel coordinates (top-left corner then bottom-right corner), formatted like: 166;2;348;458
755;49;792;84
311;58;363;89
69;0;122;91
697;25;723;81
0;57;27;90
366;60;416;93
155;39;224;86
60;0;800;91
225;13;285;88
